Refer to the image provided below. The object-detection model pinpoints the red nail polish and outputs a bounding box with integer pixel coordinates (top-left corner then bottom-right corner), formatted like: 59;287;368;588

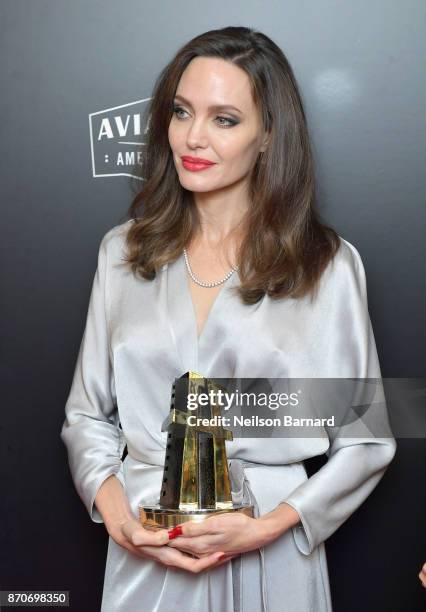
168;525;183;540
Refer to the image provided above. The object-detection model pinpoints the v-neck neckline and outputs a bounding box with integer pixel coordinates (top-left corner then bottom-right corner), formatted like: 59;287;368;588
186;277;225;342
182;252;239;343
165;252;241;375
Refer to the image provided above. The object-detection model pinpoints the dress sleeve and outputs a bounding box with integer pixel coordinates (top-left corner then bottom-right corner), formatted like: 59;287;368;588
60;230;126;523
282;241;397;555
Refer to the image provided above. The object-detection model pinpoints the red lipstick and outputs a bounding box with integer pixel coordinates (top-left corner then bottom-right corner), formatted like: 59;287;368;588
181;155;216;172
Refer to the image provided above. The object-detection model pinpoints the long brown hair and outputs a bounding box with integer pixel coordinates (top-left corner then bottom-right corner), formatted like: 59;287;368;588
124;25;340;304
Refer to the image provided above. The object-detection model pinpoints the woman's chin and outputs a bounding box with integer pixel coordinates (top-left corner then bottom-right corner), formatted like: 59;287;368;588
178;177;218;193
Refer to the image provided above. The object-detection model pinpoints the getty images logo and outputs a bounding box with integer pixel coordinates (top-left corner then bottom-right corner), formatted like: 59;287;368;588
89;98;151;179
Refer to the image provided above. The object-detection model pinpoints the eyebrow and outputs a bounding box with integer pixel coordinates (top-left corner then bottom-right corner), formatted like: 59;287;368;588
173;94;243;115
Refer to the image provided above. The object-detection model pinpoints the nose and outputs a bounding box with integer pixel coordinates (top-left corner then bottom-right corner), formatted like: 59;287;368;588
185;117;209;150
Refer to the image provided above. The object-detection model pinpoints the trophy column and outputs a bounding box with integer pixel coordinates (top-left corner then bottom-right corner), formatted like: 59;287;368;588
140;371;253;529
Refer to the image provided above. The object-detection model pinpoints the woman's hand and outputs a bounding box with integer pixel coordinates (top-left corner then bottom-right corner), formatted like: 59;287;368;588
95;475;224;572
108;517;225;573
419;562;426;587
167;512;274;558
167;503;301;560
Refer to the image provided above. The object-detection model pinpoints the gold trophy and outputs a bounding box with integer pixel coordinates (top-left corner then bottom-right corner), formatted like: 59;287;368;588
139;371;253;529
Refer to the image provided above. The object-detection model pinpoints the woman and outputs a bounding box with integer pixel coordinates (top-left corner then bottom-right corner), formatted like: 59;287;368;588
61;26;396;611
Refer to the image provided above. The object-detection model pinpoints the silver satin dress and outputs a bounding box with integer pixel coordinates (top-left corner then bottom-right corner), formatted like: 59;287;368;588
60;219;396;612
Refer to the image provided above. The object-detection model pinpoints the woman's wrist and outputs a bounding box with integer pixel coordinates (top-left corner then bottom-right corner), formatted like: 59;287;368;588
257;502;301;542
95;474;134;532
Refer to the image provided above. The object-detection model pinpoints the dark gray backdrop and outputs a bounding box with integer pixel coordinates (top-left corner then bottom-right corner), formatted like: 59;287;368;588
1;1;425;610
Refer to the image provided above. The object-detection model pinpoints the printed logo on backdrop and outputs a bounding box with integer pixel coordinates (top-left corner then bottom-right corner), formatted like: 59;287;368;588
89;98;151;179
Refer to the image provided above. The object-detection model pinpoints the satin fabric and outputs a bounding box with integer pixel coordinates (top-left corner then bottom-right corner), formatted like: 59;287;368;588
60;219;396;611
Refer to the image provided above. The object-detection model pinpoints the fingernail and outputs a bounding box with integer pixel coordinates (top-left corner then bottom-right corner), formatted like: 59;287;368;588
168;525;183;540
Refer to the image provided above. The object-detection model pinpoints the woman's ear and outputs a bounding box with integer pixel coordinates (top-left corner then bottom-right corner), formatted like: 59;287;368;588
260;131;271;153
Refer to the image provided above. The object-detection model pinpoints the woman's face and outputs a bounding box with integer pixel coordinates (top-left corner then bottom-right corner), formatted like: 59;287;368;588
168;56;269;194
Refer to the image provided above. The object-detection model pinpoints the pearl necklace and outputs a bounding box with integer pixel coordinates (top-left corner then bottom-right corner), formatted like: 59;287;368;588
183;248;239;288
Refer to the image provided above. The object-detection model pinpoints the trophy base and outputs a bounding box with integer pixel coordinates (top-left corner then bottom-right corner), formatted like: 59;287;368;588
139;504;254;530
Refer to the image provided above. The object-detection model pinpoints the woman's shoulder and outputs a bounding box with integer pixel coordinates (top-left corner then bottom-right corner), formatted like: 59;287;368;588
315;235;368;302
327;235;366;280
98;218;134;259
102;218;134;245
